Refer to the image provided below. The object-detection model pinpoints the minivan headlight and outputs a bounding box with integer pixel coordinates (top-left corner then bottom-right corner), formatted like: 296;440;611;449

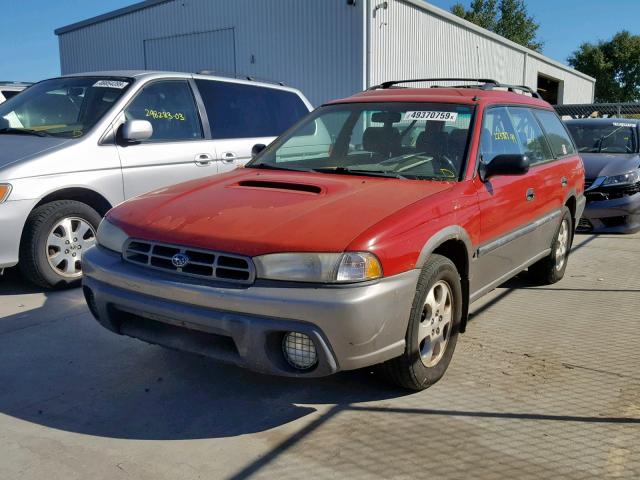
602;170;640;187
96;218;128;253
0;184;12;203
254;252;382;283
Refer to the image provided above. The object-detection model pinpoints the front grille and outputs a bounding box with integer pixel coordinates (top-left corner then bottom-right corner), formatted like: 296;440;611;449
123;239;255;284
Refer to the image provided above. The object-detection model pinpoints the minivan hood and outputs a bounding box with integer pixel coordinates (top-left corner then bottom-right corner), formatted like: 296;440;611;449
0;135;72;171
580;153;640;180
108;169;453;256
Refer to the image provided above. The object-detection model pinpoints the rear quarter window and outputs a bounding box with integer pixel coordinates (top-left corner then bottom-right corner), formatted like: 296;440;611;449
195;80;309;140
534;109;576;157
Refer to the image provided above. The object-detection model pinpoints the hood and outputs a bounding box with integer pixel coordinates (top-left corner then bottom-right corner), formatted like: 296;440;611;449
108;169;453;256
580;153;640;180
0;134;73;172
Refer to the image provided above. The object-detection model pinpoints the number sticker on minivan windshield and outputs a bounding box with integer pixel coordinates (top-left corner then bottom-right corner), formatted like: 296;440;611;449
404;111;458;122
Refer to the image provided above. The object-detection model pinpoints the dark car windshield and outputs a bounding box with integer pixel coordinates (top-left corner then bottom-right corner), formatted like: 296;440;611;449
566;122;637;154
248;102;475;181
0;77;132;138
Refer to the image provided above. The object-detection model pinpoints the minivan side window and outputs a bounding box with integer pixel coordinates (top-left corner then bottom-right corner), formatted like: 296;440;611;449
480;107;522;163
124;81;202;141
508;107;553;165
194;80;309;139
533;109;576;157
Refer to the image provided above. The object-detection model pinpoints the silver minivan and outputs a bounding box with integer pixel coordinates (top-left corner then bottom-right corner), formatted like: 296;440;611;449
0;71;312;288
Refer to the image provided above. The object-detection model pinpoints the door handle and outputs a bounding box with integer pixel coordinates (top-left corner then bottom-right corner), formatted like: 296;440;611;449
526;188;535;201
194;153;214;166
221;151;237;163
561;177;568;187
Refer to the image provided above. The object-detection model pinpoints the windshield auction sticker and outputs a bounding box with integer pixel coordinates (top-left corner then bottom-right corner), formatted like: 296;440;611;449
613;122;635;128
93;80;129;89
404;111;458;122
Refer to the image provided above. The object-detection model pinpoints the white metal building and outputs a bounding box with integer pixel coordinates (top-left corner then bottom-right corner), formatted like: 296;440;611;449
55;0;595;106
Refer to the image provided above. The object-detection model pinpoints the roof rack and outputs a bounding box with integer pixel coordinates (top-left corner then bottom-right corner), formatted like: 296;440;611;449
367;78;541;99
196;70;285;86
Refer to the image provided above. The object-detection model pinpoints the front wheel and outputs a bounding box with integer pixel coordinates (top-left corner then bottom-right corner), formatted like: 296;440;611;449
528;207;573;285
381;254;463;391
19;200;101;289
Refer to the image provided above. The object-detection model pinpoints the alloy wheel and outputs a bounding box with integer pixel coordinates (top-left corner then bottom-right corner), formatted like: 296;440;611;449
46;217;96;278
418;280;454;367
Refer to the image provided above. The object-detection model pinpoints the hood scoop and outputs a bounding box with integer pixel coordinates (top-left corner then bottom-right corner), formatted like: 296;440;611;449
235;180;322;194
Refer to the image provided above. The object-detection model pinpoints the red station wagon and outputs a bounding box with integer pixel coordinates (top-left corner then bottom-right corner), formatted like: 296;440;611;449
82;79;585;390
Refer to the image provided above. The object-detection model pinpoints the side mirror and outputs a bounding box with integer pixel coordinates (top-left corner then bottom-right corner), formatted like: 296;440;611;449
121;120;153;143
479;154;530;182
252;143;266;158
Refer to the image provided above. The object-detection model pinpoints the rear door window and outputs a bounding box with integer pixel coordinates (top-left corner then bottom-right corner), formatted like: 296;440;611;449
508;107;553;165
533;109;576;157
124;80;203;141
195;79;309;139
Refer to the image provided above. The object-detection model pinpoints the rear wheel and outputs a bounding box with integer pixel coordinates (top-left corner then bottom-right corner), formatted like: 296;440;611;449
381;254;463;391
19;200;100;289
528;207;572;285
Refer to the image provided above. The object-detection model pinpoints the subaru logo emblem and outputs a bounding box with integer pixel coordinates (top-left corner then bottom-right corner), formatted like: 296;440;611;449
171;253;189;268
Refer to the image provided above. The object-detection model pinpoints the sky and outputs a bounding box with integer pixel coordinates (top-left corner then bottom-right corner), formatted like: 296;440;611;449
1;0;640;82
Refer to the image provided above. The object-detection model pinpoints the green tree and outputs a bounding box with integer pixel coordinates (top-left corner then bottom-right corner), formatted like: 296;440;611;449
568;31;640;103
451;0;543;52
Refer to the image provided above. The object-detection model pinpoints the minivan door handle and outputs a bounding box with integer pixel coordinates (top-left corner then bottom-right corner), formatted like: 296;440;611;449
526;188;535;201
194;153;214;166
221;151;237;163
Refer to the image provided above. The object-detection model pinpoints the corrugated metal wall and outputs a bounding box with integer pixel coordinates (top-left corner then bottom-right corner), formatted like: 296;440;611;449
368;0;594;104
57;0;364;106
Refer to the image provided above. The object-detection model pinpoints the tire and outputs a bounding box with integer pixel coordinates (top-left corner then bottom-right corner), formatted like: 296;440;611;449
528;206;573;285
19;200;101;289
381;254;463;391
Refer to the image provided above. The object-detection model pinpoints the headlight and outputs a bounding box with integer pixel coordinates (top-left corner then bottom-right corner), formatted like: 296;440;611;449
0;184;12;203
602;170;640;187
96;218;129;253
254;252;382;283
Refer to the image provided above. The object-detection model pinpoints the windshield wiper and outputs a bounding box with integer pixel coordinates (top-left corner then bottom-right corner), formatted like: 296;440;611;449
247;163;314;172
0;127;49;137
313;167;406;179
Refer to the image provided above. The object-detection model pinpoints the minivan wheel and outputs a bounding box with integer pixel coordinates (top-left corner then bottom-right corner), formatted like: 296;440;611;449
20;200;101;289
528;207;573;285
381;254;463;391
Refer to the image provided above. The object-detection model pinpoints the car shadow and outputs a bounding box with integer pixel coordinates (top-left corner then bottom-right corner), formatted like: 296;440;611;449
0;271;408;441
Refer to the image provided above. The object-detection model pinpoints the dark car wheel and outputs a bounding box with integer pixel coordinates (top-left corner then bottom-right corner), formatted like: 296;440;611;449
381;254;463;391
528;206;573;285
19;200;100;289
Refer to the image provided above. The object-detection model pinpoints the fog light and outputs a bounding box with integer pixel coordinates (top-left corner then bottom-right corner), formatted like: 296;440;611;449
282;332;317;370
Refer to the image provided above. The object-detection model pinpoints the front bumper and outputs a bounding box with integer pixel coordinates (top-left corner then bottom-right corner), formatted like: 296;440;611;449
82;246;419;377
578;192;640;234
0;199;37;269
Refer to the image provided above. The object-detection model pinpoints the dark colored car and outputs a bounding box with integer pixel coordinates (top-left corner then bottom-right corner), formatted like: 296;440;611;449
83;79;585;391
565;118;640;233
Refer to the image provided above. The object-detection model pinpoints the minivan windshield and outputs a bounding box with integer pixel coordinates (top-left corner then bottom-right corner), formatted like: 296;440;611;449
248;102;475;180
0;76;132;138
566;122;638;154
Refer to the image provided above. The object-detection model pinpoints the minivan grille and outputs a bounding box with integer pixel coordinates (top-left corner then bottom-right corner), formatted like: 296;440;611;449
123;239;255;284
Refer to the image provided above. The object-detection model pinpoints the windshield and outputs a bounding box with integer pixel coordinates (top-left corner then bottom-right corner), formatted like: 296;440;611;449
566;122;637;154
0;77;132;138
248;102;475;180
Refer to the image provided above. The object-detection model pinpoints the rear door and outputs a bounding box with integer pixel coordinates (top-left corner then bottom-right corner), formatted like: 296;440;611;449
193;79;310;172
116;79;217;199
472;106;547;296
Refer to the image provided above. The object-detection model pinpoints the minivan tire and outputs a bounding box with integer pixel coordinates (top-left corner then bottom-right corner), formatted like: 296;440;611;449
528;207;573;285
19;200;101;289
381;254;463;391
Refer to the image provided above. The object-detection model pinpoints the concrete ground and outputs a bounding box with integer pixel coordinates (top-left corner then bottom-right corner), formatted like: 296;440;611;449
0;233;638;479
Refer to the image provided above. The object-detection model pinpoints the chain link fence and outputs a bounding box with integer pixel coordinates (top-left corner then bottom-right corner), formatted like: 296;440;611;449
554;102;640;119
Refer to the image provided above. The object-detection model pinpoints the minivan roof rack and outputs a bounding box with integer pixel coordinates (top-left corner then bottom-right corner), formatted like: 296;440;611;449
196;70;285;86
367;78;541;98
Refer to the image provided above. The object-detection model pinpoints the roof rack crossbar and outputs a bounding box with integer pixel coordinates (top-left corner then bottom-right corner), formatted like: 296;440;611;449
196;70;285;86
367;78;541;98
